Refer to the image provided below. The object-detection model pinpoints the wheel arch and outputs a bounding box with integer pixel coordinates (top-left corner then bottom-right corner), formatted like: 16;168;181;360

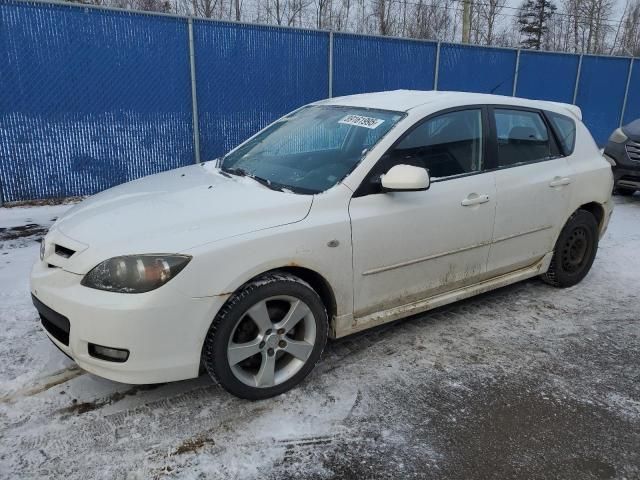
274;266;338;324
549;201;606;260
577;201;605;234
222;265;338;330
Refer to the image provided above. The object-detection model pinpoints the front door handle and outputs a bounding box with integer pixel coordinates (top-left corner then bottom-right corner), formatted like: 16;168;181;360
461;193;490;206
549;176;572;187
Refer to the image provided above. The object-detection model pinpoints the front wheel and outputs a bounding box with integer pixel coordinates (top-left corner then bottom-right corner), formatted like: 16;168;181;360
202;272;328;400
542;209;599;288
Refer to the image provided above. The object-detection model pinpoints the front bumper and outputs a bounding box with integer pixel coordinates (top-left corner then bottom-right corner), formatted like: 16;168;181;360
613;167;640;189
605;141;640;189
30;261;226;384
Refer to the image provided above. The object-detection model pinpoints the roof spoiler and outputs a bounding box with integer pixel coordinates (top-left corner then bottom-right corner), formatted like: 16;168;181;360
542;101;582;121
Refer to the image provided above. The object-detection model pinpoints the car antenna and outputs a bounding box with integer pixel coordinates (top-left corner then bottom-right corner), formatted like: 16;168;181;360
490;81;504;94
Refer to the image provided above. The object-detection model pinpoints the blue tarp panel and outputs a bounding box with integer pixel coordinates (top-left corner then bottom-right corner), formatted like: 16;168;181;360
0;1;193;201
332;34;436;96
516;51;579;103
194;22;329;162
438;44;516;96
622;59;640;125
576;55;631;145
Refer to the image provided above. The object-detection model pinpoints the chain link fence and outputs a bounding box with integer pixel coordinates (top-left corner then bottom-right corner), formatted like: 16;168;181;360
1;0;638;202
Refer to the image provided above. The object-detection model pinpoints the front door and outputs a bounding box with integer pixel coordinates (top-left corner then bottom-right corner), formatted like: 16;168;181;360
349;108;497;322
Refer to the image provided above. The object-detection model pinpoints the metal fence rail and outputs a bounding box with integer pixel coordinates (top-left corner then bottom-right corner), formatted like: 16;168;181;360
1;0;638;202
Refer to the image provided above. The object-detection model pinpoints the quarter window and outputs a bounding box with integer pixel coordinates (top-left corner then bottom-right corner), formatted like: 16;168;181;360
384;109;484;179
494;109;552;167
547;111;576;156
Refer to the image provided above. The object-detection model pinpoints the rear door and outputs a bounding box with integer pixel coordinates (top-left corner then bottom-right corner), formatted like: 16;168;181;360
486;107;574;277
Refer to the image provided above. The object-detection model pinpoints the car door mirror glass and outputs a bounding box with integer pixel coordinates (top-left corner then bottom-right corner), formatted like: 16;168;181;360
381;164;430;192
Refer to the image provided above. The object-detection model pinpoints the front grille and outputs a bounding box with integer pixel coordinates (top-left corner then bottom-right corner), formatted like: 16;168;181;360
626;140;640;162
619;175;640;189
32;295;70;346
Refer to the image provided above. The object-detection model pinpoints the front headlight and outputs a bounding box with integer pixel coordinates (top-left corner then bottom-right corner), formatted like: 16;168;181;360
81;254;191;293
609;127;628;144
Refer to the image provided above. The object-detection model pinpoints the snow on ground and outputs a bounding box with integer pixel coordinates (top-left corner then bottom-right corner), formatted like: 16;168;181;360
0;196;639;479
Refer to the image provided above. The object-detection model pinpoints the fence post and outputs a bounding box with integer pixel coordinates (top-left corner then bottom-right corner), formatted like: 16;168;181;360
434;42;440;90
328;31;333;98
620;58;634;127
188;17;201;164
572;54;583;105
512;49;520;96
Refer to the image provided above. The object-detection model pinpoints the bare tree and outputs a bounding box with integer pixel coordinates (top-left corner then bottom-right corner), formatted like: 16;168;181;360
61;0;635;57
619;0;640;55
371;0;394;35
406;0;454;41
559;0;617;53
588;0;616;53
469;0;507;45
192;0;224;18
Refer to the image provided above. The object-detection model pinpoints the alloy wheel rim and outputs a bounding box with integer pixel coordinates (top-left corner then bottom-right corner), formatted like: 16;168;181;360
227;295;316;388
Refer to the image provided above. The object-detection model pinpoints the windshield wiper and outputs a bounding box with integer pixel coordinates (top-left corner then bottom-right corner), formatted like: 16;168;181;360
222;167;285;192
249;174;285;192
222;166;249;177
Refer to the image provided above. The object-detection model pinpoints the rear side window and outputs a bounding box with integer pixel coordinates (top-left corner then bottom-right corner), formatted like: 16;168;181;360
494;109;552;167
546;111;576;156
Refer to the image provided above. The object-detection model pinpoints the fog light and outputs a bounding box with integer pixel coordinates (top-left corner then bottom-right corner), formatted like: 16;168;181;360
89;343;129;363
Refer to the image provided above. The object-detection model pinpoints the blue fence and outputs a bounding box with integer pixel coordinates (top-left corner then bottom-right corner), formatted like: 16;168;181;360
194;21;329;162
333;34;437;96
0;1;194;201
1;0;638;202
515;51;579;103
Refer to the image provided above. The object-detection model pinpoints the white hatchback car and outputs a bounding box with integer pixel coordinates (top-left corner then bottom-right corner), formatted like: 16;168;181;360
31;90;613;399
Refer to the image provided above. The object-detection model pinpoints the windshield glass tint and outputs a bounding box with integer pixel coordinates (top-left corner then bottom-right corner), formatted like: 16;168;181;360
220;106;404;193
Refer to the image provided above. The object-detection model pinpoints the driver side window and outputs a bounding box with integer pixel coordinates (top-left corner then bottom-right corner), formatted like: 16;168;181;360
388;109;484;179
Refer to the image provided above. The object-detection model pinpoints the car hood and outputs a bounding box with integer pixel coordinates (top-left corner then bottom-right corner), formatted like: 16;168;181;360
623;119;640;141
46;162;313;274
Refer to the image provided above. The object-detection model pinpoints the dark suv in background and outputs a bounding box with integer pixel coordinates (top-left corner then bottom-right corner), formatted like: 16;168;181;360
604;119;640;195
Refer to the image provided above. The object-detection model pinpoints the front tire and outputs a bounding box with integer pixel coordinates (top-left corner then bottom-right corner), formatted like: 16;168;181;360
202;272;328;400
542;210;599;288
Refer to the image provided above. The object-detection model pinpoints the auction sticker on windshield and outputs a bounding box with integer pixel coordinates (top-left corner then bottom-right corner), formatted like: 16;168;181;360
339;114;385;129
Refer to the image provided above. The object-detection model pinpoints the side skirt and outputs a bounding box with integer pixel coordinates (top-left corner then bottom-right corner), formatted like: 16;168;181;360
333;252;553;338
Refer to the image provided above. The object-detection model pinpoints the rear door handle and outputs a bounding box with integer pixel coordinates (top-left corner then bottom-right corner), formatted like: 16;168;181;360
461;193;490;206
549;177;572;187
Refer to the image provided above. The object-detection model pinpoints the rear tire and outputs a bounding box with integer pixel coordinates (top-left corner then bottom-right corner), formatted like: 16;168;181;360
202;272;328;400
542;210;599;288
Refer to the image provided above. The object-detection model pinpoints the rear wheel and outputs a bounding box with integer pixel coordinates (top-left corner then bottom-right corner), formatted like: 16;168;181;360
202;272;328;400
542;210;599;288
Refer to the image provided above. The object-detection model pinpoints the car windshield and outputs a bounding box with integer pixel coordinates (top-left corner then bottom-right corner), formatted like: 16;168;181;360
220;105;404;194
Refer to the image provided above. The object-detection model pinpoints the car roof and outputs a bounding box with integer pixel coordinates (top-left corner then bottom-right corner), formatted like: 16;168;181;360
317;90;582;120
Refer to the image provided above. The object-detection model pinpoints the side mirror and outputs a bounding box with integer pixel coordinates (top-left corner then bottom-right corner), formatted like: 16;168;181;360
381;164;430;192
